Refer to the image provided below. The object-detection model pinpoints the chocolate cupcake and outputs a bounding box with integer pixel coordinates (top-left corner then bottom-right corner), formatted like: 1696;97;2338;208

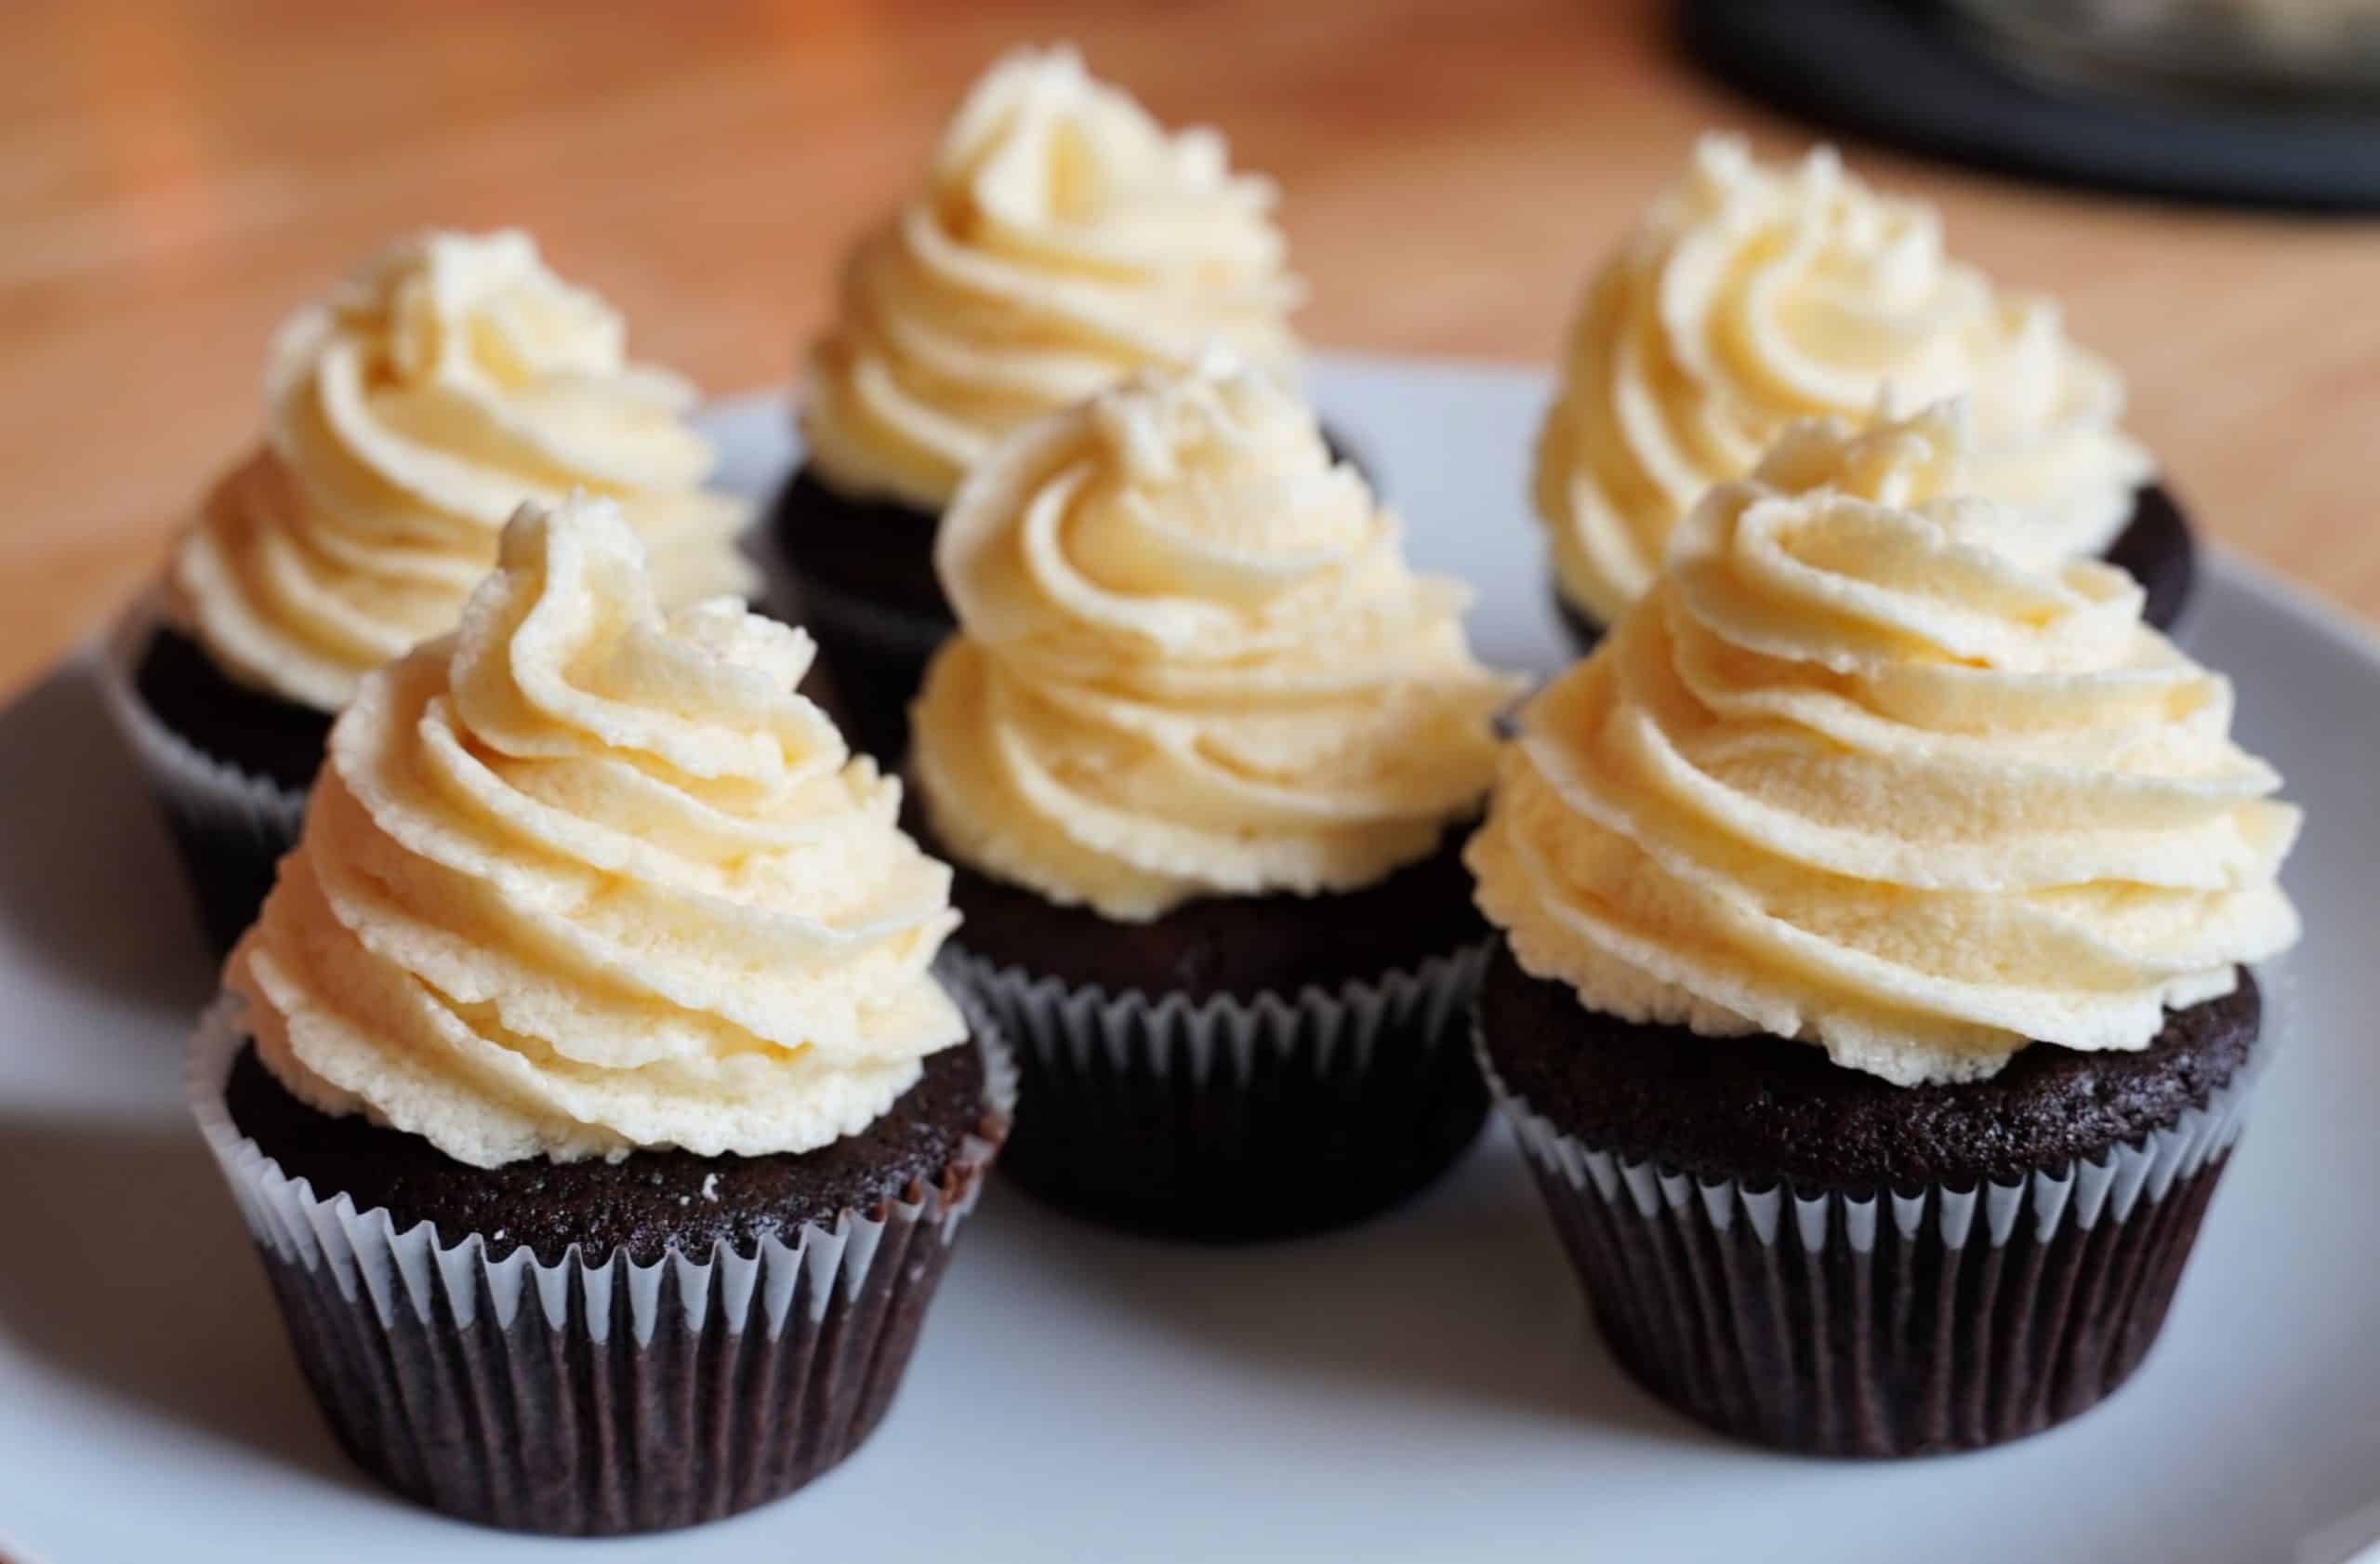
1533;135;2187;652
188;497;1006;1533
911;357;1518;1241
1468;405;2302;1455
103;229;757;954
778;44;1310;763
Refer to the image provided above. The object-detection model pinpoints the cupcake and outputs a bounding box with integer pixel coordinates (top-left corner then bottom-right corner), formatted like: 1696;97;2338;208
1468;404;2300;1455
187;497;1007;1533
911;357;1517;1240
779;43;1309;762
1534;134;2182;652
105;230;757;954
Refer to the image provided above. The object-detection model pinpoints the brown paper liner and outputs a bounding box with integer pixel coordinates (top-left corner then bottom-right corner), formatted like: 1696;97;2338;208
190;996;1015;1534
949;944;1488;1241
97;600;309;955
1481;1027;2263;1456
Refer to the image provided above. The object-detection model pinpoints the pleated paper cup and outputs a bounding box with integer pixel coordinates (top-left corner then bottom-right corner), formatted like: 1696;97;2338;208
98;597;308;955
189;994;1016;1535
1477;1021;2270;1457
946;942;1489;1241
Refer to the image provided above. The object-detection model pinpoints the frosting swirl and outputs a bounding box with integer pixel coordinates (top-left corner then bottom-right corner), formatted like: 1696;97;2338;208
1470;404;2299;1085
174;229;756;713
1535;135;2154;625
227;497;964;1167
802;45;1303;512
912;360;1517;921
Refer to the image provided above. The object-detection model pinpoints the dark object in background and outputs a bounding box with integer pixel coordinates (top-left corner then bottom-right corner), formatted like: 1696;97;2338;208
1942;0;2380;99
1679;0;2380;211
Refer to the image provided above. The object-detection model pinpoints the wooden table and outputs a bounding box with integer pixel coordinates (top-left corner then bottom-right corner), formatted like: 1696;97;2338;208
5;0;2375;702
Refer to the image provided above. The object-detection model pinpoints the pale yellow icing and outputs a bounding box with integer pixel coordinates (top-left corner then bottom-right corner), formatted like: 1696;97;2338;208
911;359;1518;922
1536;134;2154;625
227;497;963;1167
801;45;1303;513
1470;404;2299;1085
173;229;756;713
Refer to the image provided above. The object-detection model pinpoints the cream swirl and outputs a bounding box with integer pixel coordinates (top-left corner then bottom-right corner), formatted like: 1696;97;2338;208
174;229;756;713
802;44;1304;512
227;497;963;1167
1535;134;2154;625
1471;404;2299;1085
912;360;1517;922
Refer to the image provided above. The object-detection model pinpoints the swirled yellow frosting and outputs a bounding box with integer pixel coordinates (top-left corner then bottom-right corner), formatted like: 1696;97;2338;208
173;229;756;713
1536;134;2154;625
911;359;1518;922
227;497;964;1167
1470;404;2299;1085
801;44;1304;513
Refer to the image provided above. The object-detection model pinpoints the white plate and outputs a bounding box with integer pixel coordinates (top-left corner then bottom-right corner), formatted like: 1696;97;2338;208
2;356;2374;1564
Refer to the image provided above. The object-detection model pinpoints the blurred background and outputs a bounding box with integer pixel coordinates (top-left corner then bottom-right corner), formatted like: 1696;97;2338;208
4;0;2375;700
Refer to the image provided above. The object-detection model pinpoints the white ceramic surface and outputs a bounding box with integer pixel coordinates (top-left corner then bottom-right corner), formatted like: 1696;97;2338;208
1;357;2373;1564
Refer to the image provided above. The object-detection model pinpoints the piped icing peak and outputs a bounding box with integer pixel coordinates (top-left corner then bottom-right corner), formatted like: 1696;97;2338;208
1471;404;2299;1085
228;497;963;1167
173;228;755;713
801;45;1304;512
1534;133;2153;625
911;358;1518;922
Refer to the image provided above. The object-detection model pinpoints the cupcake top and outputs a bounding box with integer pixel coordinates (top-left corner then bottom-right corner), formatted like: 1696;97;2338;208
1469;404;2300;1086
801;44;1304;514
227;497;964;1168
911;357;1518;923
172;229;756;715
1535;134;2154;626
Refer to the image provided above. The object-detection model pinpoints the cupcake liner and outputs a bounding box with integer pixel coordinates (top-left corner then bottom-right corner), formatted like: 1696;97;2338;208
946;941;1489;1241
188;992;1016;1535
787;572;951;765
1479;1023;2269;1456
98;596;308;956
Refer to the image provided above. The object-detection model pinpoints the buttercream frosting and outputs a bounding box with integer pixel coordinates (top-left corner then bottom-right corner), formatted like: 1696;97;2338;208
227;496;964;1167
1471;404;2299;1085
801;44;1303;513
912;358;1517;922
174;229;756;714
1535;134;2154;625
